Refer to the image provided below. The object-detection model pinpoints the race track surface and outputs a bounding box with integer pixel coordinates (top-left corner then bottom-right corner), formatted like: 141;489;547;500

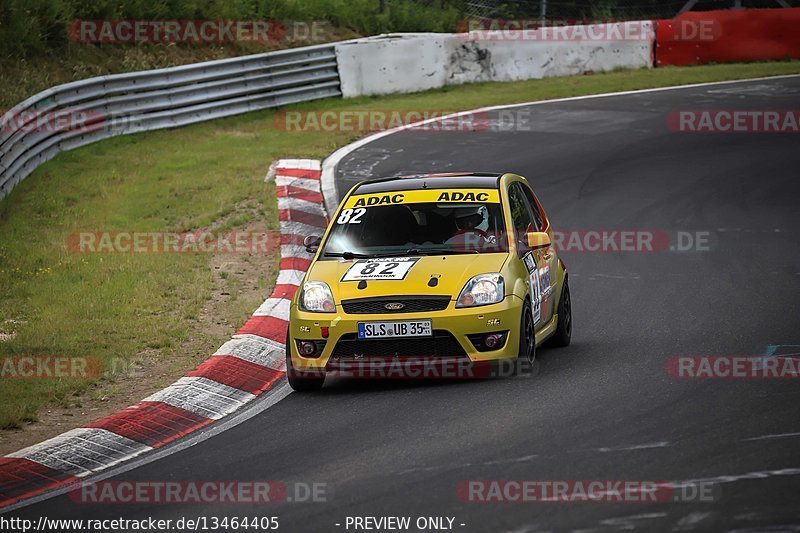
7;76;800;532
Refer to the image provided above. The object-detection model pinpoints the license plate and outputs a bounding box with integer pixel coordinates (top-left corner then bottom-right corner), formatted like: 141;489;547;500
357;320;432;339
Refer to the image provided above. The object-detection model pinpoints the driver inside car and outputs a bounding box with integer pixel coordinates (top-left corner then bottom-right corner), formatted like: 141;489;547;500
445;205;497;252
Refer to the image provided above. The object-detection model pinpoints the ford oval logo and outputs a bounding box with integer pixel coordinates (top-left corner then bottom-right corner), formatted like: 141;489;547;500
384;302;405;311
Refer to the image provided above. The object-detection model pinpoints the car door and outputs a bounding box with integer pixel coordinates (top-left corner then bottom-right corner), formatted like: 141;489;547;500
507;182;550;329
520;182;557;326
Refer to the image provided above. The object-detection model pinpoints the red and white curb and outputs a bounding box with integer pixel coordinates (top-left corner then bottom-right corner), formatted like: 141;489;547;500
0;159;324;509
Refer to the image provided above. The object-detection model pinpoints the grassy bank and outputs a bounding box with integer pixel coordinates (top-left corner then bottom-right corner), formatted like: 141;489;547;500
0;0;461;60
0;0;464;108
1;60;799;434
0;33;362;110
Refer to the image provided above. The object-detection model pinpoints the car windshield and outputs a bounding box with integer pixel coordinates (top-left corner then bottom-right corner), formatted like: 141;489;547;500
320;199;508;258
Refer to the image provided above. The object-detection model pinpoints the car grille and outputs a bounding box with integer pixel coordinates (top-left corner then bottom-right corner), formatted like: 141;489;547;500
341;296;451;314
330;331;466;359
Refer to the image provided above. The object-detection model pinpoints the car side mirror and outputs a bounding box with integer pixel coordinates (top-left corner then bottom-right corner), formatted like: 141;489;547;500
303;235;321;253
526;232;551;250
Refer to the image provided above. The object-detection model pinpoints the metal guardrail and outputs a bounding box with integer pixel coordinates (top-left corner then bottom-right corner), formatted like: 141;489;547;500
0;43;342;200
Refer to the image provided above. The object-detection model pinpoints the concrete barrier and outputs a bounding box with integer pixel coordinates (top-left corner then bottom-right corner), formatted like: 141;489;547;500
335;22;655;97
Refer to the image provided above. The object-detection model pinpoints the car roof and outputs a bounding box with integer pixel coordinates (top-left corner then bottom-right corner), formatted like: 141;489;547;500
352;172;503;194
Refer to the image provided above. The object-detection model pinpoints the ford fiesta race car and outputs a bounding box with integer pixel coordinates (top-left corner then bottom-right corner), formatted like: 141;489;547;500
286;172;571;391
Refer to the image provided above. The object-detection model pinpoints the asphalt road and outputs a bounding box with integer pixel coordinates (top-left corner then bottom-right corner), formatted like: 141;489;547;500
8;76;800;532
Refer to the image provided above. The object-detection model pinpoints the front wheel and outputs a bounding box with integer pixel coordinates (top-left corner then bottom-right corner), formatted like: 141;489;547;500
286;330;325;392
518;300;536;364
546;278;572;347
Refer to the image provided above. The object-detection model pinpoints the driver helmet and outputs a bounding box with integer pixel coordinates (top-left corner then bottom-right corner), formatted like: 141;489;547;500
453;205;485;231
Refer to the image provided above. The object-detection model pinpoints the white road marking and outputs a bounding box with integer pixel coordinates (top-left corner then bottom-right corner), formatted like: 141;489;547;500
274;175;322;192
278;196;326;216
741;431;800;442
599;513;668;530
595;442;670;453
673;511;713;530
214;336;285;370
281;220;326;238
674;467;800;488
8;428;152;477
253;297;291;318
588;273;641;280
281;244;311;259
143;376;256;420
275;268;307;287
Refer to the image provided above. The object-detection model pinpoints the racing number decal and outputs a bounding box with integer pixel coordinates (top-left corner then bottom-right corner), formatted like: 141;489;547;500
523;252;541;324
360;262;396;276
539;265;551;299
341;257;420;281
336;208;366;224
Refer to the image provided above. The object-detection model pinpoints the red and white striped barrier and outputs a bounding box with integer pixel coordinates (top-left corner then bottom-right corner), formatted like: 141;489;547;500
0;159;324;509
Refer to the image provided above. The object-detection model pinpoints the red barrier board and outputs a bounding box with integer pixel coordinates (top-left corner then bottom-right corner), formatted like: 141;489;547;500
656;8;800;67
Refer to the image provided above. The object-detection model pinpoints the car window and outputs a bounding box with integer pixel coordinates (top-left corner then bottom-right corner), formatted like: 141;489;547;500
508;183;535;253
320;200;509;258
520;184;544;231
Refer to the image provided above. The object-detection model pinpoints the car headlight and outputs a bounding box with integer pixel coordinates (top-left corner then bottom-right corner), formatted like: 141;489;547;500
456;273;505;308
299;281;336;313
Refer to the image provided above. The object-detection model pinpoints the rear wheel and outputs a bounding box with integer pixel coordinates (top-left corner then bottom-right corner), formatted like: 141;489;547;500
546;278;572;347
286;329;325;392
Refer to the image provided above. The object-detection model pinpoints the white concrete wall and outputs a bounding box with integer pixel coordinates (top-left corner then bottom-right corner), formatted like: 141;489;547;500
335;34;454;97
336;22;655;97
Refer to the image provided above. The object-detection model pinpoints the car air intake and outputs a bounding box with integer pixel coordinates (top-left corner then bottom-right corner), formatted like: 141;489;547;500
341;296;450;314
331;331;466;358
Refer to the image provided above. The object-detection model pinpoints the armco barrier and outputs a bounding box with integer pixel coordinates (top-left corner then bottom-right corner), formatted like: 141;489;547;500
656;8;800;67
336;22;655;97
0;44;341;201
0;27;658;200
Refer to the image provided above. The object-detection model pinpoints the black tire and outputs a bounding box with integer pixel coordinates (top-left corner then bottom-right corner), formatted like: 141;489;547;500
546;278;572;347
285;329;325;392
517;300;536;364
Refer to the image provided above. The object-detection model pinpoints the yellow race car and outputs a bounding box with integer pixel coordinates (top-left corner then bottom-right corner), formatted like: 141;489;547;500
286;172;571;391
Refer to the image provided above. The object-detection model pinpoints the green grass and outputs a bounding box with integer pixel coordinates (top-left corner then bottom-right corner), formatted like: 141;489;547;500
0;0;461;108
0;0;462;60
0;32;368;109
1;61;799;429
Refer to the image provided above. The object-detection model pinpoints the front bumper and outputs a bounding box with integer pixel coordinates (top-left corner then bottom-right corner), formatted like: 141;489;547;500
288;295;524;371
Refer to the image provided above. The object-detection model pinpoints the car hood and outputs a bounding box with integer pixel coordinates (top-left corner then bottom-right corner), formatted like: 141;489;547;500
307;253;509;302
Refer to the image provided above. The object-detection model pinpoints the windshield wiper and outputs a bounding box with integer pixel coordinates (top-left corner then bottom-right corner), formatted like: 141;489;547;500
324;248;481;259
323;251;375;259
402;248;479;256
